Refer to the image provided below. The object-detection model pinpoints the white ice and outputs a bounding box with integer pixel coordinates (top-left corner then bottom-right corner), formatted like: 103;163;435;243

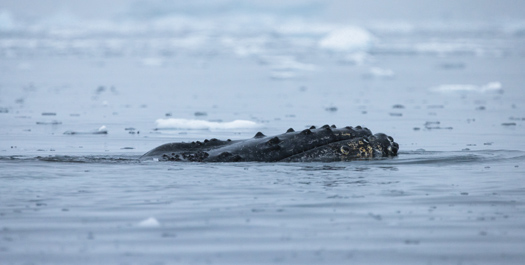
155;118;260;130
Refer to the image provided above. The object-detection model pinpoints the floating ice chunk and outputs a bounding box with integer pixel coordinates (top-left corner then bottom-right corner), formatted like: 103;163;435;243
155;118;260;130
64;125;108;135
431;82;503;93
319;26;374;52
138;217;160;227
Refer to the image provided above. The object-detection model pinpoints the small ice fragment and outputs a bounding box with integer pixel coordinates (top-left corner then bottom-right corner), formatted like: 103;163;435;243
430;82;503;93
483;82;502;91
138;217;160;227
64;126;108;135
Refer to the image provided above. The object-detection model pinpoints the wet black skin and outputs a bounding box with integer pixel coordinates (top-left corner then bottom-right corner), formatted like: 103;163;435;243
140;124;399;162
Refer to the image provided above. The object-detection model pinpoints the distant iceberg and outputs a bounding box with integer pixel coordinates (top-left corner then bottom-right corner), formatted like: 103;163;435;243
155;118;260;130
319;26;374;52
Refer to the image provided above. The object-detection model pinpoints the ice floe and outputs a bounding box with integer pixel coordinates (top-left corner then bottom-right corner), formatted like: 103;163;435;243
63;125;108;135
155;118;260;130
430;82;503;93
319;26;374;52
138;217;160;227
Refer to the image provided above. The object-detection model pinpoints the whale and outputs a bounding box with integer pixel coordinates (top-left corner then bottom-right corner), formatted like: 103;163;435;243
140;124;399;162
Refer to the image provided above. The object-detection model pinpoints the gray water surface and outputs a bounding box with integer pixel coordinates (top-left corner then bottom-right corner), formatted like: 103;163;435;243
1;1;525;264
1;150;524;265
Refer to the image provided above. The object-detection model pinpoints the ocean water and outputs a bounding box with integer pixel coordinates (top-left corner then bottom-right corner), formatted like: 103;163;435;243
1;1;525;264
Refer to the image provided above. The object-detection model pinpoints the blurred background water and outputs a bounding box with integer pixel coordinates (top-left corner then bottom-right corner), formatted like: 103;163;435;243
1;1;525;264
